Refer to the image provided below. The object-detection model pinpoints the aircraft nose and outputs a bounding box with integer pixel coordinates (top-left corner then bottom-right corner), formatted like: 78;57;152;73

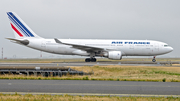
170;47;173;52
171;47;174;51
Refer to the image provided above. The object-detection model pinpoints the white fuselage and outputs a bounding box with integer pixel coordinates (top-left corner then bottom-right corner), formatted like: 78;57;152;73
6;12;173;60
23;38;173;57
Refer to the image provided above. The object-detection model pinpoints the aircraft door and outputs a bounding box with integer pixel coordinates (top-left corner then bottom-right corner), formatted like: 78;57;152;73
129;44;134;49
129;44;134;55
154;43;159;50
41;41;46;50
153;43;159;54
142;44;152;55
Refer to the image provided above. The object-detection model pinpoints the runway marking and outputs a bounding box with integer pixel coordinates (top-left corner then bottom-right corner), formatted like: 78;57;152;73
1;83;180;88
0;92;180;98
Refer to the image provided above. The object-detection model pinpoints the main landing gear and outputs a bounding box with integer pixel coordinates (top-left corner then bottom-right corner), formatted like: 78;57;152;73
152;56;156;62
85;58;96;62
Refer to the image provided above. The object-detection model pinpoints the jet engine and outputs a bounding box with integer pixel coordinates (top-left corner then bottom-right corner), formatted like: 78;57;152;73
104;51;122;60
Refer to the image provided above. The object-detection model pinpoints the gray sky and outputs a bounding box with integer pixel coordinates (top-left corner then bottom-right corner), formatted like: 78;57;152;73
0;0;179;58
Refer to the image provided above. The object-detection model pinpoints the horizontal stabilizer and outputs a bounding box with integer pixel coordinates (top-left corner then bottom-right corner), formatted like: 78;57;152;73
6;38;29;45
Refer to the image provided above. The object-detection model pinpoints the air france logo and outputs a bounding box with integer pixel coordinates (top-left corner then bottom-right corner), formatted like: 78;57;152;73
112;41;150;44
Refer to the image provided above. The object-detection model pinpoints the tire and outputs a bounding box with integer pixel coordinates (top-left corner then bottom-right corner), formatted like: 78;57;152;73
85;58;96;62
85;58;90;62
91;58;96;62
152;59;156;62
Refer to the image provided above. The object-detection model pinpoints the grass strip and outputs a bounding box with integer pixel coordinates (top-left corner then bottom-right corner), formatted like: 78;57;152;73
0;75;180;82
0;65;180;82
0;93;180;101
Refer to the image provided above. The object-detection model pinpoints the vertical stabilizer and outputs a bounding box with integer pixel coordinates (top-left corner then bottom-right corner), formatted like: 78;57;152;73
7;12;42;38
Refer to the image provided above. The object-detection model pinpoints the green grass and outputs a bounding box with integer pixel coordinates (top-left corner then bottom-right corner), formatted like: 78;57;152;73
0;93;179;101
0;65;180;82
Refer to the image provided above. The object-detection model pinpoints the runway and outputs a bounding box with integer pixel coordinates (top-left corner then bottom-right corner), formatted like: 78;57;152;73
0;80;180;97
0;61;179;69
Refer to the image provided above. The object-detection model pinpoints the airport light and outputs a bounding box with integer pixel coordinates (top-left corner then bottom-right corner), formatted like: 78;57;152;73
2;48;3;59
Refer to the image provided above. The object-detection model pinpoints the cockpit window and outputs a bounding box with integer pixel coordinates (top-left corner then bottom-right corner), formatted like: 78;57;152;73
164;45;169;47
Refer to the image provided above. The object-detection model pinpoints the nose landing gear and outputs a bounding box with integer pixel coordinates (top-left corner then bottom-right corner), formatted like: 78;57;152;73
152;56;156;62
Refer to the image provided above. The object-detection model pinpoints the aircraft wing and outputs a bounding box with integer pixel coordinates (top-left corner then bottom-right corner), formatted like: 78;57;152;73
54;38;106;52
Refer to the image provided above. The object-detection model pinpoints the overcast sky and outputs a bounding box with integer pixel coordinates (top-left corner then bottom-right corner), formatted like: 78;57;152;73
0;0;179;58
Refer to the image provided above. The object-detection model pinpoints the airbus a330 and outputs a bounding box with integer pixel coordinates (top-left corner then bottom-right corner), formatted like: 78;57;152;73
6;12;173;62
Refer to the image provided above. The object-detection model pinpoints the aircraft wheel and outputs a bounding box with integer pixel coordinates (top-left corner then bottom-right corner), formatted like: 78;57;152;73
152;59;156;62
91;58;96;62
85;58;90;62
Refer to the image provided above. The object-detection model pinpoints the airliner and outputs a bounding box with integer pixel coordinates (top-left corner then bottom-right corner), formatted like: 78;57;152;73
6;12;173;62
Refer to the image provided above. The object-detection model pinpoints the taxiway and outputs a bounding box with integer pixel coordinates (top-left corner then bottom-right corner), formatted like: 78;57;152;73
0;61;179;69
0;80;180;97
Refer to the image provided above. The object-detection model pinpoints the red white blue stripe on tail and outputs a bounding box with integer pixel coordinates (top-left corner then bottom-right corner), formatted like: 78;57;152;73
7;12;40;38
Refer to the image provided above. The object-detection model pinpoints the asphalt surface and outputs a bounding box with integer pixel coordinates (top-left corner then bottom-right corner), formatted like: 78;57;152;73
0;80;180;96
0;61;177;68
0;61;179;70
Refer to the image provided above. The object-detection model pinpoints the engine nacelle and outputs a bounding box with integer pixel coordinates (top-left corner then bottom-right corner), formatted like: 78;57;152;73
105;51;122;60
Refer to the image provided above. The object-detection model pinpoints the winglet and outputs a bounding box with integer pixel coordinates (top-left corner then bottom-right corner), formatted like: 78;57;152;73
54;38;62;44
